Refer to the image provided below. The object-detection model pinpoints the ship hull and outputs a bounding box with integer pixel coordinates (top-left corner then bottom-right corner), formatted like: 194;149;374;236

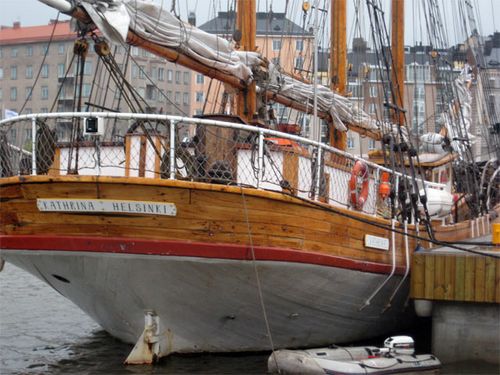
1;245;411;356
0;176;423;356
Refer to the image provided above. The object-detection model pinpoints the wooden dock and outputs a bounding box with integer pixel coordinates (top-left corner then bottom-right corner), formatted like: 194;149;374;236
410;238;500;304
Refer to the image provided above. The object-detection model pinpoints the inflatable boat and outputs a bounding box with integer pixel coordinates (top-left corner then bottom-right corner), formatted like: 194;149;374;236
268;336;441;375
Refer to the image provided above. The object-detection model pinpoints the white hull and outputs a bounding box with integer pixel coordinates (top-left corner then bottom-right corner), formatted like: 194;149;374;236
1;249;412;357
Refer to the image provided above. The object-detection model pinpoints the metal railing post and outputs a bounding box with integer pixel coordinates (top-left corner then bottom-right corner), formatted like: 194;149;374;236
257;131;264;188
169;120;176;180
31;117;37;175
315;145;322;201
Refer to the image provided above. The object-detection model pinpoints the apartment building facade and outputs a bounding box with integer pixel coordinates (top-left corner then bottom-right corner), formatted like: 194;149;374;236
0;20;193;139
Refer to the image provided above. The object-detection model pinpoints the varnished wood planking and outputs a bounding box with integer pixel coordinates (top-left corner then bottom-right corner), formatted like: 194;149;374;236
411;253;425;298
443;255;455;300
2;178;409;266
411;253;500;304
282;152;299;194
496;258;500;303
424;255;435;299
474;257;486;302
464;256;476;302
433;255;446;300
484;257;496;302
454;257;465;301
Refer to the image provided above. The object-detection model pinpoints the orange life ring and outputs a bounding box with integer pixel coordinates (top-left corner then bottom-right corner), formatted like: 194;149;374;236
379;172;391;200
349;160;369;210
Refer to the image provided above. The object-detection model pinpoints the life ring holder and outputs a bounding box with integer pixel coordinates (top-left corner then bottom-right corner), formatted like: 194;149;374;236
349;160;370;210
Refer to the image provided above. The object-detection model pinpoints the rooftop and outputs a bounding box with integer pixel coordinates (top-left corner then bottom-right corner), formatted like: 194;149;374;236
0;21;75;45
199;11;311;37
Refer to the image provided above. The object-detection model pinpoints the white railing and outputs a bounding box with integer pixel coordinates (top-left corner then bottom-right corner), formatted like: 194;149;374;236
0;112;446;217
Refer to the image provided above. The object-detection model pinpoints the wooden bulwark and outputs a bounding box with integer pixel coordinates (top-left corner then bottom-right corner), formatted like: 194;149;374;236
411;252;500;303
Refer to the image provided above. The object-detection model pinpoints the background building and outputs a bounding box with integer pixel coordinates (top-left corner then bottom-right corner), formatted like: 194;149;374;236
0;20;193;140
191;11;313;124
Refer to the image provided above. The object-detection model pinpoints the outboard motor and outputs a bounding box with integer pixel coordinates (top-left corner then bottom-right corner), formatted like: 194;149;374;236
383;336;415;355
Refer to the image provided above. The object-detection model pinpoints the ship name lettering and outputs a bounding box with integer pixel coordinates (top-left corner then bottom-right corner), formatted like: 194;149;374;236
37;199;175;216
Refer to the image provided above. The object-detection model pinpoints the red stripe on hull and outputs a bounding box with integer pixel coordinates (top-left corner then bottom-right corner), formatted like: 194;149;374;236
0;235;405;275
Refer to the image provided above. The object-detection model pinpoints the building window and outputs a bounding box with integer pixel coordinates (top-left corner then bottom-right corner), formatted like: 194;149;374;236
195;91;204;103
296;39;304;51
25;65;33;79
25;46;33;56
146;85;157;100
174;91;180;104
0;67;3;80
175;71;181;84
58;43;65;54
24;108;32;114
139;65;146;79
11;47;18;57
10;66;17;80
368;103;377;115
295;56;304;70
58;63;65;78
132;65;139;78
131;47;139;56
41;44;49;55
166;91;172;100
183;92;189;105
196;74;204;84
25;87;32;101
40;107;48;113
272;57;280;65
272;40;282;51
369;86;377;98
368;139;376;150
41;86;49;100
82;84;91;98
183;72;189;85
415;86;425;100
347;137;354;149
348;83;362;98
158;67;165;81
10;87;17;101
41;64;49;78
0;88;2;101
167;69;173;82
138;87;145;98
84;61;92;75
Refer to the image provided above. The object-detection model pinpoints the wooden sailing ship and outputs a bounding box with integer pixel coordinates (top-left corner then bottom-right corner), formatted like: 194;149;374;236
0;0;497;363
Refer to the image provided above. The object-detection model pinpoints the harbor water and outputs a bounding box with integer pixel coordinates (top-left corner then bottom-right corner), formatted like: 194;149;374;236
0;263;498;374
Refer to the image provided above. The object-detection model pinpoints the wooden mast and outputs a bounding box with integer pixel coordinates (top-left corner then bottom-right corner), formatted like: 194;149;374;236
236;0;257;123
391;0;405;126
330;0;347;150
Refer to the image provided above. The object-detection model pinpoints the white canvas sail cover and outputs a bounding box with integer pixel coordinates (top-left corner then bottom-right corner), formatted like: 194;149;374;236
67;0;385;133
426;65;475;156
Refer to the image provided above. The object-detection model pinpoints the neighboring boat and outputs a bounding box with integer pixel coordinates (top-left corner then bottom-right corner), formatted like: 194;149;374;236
268;336;441;375
0;0;498;364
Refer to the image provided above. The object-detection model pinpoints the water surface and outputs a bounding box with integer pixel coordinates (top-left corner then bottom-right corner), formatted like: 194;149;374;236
0;262;497;374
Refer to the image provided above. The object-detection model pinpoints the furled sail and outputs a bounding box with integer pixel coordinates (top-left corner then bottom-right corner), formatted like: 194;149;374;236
420;65;475;156
46;0;385;133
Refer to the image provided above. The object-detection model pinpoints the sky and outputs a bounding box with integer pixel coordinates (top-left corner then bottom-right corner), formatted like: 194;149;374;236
0;0;498;47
